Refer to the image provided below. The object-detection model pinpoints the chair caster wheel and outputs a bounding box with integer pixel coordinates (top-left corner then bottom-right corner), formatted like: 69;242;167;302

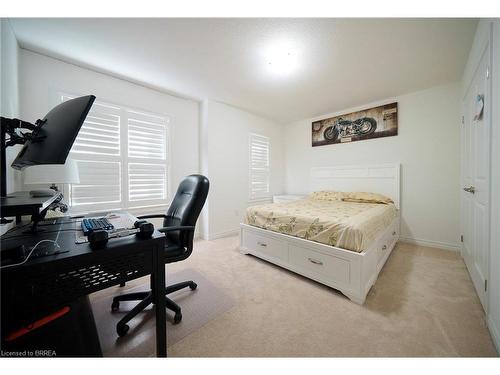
117;323;129;337
111;300;120;312
173;313;182;324
189;282;197;290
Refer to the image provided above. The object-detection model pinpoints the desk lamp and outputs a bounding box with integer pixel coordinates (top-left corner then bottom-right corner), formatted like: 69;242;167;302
23;159;80;197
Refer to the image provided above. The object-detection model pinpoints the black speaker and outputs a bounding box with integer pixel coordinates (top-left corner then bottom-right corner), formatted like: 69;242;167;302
87;222;154;249
136;222;154;238
88;230;109;250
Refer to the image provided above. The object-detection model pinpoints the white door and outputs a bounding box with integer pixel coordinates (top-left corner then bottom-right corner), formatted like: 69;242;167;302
461;41;491;310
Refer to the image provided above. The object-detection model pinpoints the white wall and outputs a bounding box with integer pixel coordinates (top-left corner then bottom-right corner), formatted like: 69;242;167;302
284;83;462;251
18;49;200;214
0;19;22;193
201;100;285;239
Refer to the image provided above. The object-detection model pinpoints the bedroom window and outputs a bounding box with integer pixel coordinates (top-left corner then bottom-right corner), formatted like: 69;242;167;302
60;94;170;214
249;133;271;201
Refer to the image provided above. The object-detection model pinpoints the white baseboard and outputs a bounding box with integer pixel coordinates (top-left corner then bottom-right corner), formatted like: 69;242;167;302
487;316;500;355
207;229;239;241
399;236;460;252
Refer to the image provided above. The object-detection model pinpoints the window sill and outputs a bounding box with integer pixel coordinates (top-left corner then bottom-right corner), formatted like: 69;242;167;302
248;197;272;205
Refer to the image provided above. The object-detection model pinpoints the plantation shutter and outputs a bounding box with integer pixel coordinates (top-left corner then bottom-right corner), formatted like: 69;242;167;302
62;94;170;214
249;133;271;200
66;96;122;213
69;100;121;156
127;110;169;207
70;161;121;210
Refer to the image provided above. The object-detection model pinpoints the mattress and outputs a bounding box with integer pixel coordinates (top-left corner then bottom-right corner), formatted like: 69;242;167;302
244;197;397;252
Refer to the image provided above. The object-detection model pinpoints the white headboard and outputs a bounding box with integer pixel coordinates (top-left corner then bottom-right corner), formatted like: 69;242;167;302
310;163;401;209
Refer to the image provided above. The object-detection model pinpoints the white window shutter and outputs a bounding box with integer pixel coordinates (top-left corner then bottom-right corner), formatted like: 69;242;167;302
70;160;121;212
249;133;270;200
128;110;168;160
67;99;121;156
61;93;170;214
128;163;167;203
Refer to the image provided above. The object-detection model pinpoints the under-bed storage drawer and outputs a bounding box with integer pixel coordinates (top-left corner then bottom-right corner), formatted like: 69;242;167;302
242;230;288;262
288;245;350;285
377;220;399;262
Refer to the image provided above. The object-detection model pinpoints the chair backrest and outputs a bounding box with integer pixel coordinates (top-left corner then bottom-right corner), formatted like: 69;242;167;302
164;174;209;247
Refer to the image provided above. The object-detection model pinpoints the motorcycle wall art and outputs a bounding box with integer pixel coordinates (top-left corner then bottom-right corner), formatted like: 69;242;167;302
312;102;398;147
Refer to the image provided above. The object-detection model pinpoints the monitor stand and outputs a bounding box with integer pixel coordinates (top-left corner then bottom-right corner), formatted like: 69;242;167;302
1;119;12;224
1;116;40;222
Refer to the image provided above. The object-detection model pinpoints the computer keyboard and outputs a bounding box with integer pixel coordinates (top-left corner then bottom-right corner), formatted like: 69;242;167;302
81;217;114;235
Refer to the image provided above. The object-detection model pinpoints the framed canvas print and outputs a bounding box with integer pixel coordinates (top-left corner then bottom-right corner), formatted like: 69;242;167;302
312;102;398;146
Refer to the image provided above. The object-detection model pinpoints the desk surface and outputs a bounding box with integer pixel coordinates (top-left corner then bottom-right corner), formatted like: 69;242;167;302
0;216;165;269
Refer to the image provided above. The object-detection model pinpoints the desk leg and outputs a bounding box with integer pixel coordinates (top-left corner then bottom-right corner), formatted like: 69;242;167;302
153;242;167;357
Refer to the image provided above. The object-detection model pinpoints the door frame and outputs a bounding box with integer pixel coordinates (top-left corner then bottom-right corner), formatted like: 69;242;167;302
460;25;493;312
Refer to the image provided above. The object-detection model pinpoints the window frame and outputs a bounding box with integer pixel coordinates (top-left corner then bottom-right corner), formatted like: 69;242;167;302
248;132;271;202
59;92;171;215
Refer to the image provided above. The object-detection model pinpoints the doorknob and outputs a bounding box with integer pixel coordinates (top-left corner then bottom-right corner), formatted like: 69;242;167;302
463;186;475;194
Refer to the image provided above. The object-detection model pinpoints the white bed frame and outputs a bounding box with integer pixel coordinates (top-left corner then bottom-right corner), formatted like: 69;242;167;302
239;163;400;304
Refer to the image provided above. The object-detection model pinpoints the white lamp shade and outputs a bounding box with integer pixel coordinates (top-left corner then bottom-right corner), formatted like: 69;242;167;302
24;159;80;185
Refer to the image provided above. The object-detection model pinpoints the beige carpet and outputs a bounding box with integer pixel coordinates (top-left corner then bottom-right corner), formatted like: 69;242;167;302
91;235;498;357
90;269;235;357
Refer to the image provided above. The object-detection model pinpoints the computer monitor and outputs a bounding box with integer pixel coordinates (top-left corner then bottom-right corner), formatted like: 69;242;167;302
1;95;95;200
11;95;96;170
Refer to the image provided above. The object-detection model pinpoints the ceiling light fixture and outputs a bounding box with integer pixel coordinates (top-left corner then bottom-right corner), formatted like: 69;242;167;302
264;41;299;77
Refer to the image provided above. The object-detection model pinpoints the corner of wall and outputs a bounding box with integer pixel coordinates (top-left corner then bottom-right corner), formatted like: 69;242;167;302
1;18;22;193
199;99;210;240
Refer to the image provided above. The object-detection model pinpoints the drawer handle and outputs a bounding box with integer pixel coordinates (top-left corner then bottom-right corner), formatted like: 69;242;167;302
308;257;324;265
392;231;396;236
257;242;267;247
382;245;387;250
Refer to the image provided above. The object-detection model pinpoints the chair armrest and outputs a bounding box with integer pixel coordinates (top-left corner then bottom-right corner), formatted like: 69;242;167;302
137;214;168;220
158;225;195;234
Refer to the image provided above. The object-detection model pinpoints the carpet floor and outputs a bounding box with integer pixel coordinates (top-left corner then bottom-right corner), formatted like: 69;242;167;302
90;268;235;357
90;235;498;357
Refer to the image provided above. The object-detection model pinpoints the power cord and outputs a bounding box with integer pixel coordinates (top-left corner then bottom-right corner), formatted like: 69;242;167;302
0;239;60;269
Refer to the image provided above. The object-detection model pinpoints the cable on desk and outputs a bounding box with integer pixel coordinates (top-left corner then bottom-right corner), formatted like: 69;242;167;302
0;240;60;269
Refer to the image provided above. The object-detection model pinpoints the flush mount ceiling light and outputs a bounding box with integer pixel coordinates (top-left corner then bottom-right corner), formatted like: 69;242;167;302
263;41;300;77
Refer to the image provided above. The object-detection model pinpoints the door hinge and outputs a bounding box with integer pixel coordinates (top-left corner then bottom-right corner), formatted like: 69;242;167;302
461;116;464;124
485;279;488;292
461;235;464;243
486;66;490;79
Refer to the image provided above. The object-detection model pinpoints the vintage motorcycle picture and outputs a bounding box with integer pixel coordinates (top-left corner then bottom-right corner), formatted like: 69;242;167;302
312;102;398;146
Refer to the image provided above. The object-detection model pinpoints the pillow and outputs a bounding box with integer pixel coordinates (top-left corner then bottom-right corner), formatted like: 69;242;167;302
341;192;394;204
309;191;347;201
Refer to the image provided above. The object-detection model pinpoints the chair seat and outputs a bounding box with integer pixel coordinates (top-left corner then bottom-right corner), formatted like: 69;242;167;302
163;238;187;261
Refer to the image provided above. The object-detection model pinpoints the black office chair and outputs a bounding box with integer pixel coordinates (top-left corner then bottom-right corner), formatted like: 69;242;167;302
111;174;209;337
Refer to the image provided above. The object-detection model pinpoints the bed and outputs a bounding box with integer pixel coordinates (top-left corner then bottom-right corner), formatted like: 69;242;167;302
240;164;400;304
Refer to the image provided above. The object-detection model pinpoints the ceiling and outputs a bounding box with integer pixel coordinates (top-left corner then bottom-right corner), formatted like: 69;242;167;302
9;18;477;123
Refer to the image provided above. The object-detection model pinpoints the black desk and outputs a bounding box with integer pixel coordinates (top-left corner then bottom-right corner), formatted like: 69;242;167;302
0;217;167;357
1;191;62;222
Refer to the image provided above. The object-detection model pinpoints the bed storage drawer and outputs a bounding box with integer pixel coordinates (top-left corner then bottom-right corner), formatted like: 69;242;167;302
289;245;350;285
242;230;288;262
377;220;399;262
